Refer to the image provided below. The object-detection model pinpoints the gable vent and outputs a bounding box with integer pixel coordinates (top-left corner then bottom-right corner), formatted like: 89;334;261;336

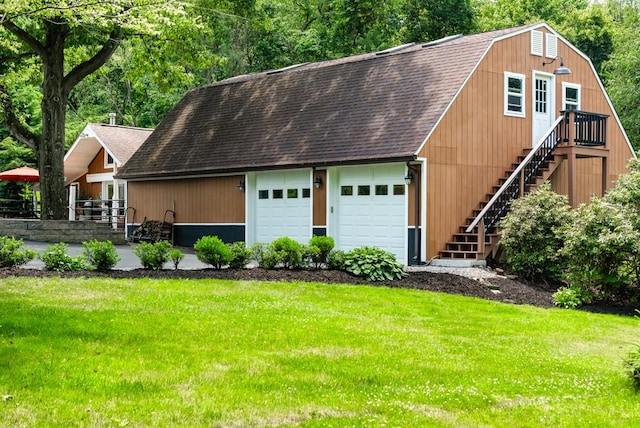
530;30;543;56
376;42;415;56
546;33;558;59
422;34;463;48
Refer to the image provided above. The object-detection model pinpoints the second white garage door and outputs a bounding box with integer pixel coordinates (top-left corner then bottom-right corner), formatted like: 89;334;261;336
335;164;407;263
255;170;311;244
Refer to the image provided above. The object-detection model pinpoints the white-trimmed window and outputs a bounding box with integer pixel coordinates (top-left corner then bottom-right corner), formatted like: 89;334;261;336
504;72;526;117
104;151;114;168
562;82;581;111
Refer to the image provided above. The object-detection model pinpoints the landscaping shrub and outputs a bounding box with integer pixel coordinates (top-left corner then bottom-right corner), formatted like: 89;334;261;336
625;342;640;391
252;242;278;269
343;246;406;281
40;243;86;272
228;241;252;269
134;240;172;270
0;236;37;268
499;182;572;282
552;285;587;309
169;248;185;270
270;236;305;269
82;239;120;271
308;235;335;268
194;235;233;269
327;249;346;271
562;198;639;302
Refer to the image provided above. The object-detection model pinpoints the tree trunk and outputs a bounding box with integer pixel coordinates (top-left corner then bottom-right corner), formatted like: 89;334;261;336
39;22;69;220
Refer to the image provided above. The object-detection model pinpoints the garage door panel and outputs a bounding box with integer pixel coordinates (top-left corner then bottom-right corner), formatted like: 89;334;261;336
336;164;406;263
256;170;311;244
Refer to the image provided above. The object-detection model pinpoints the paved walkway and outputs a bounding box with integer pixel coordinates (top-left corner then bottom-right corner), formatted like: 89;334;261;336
22;241;209;270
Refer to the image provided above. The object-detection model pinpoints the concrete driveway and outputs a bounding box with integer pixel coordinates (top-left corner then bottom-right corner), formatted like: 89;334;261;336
22;240;210;270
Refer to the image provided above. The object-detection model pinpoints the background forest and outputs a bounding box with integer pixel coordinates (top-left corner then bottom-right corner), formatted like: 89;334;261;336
1;0;639;177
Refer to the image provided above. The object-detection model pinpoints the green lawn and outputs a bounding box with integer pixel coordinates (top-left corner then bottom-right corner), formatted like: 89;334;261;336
0;277;638;427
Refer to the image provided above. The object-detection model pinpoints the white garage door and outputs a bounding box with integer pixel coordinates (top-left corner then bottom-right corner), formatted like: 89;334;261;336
336;164;406;263
255;170;311;244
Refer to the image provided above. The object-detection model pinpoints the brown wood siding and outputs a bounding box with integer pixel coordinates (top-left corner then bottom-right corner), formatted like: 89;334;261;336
76;148;112;199
127;176;245;223
419;29;635;258
313;169;327;226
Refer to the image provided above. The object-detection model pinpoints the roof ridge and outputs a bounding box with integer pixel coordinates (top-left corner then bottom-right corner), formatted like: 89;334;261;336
89;123;154;131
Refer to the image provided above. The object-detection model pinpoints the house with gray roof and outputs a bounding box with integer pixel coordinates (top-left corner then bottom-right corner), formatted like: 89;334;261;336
117;23;635;265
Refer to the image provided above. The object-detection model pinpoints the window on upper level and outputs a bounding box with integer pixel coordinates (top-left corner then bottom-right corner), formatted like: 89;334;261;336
504;72;526;117
563;83;580;111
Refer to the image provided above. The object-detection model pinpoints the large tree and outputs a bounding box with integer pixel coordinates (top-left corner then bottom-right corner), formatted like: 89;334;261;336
0;1;186;219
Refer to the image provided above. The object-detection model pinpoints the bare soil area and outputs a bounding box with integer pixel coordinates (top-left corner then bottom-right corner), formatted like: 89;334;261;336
2;267;637;315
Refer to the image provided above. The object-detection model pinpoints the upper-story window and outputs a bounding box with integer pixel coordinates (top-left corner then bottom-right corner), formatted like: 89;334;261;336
104;151;114;168
563;83;581;111
504;72;526;117
530;30;543;56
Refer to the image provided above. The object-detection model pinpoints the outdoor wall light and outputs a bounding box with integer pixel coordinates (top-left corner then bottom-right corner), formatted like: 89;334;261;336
314;176;323;189
542;56;571;75
237;180;245;192
404;172;413;185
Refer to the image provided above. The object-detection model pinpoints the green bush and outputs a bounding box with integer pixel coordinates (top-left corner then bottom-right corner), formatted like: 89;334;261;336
625;342;640;391
40;243;86;272
562;198;639;302
252;242;278;269
134;240;172;271
552;286;586;309
194;235;233;270
169;248;185;270
270;236;305;269
82;239;120;271
0;236;37;268
308;235;335;268
499;182;572;282
343;246;406;281
228;242;252;269
327;249;346;271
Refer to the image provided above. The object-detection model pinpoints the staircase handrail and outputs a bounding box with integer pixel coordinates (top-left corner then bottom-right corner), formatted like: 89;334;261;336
465;113;566;233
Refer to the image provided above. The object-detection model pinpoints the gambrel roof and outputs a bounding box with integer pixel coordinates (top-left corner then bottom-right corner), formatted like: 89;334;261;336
118;25;538;180
65;123;153;183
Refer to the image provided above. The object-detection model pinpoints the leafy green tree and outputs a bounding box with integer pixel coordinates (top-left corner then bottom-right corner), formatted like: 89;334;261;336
0;1;188;219
402;0;475;42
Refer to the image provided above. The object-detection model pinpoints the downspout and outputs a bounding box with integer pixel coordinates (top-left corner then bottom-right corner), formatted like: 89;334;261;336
407;161;421;265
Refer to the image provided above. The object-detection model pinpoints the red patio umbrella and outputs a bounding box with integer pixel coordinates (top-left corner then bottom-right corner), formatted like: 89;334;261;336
0;166;39;182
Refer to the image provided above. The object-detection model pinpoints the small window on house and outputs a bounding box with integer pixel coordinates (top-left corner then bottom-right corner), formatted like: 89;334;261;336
393;185;405;195
341;185;353;196
563;83;580;111
302;188;311;198
104;152;114;167
375;185;388;196
273;189;283;199
287;188;298;198
504;72;525;117
258;190;269;199
358;185;370;196
530;30;543;56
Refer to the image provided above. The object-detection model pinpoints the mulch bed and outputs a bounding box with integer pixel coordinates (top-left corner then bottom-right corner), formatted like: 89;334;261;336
1;267;636;316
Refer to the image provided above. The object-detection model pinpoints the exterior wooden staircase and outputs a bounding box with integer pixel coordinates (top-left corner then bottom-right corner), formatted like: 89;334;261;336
437;110;609;264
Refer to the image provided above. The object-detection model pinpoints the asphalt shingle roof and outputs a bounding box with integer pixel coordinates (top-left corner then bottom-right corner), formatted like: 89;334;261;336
118;26;528;180
90;124;154;165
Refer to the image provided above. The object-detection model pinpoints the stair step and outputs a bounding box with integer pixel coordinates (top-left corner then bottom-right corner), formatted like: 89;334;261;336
445;242;478;252
439;250;481;260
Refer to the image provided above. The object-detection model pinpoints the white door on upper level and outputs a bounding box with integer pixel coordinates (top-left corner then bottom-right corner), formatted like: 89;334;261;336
532;73;554;147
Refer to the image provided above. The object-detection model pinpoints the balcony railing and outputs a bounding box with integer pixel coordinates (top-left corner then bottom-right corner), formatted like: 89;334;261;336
69;198;126;229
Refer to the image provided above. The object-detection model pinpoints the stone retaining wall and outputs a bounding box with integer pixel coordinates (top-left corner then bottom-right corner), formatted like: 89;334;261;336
0;219;127;244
